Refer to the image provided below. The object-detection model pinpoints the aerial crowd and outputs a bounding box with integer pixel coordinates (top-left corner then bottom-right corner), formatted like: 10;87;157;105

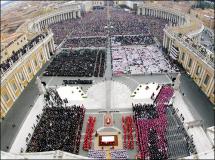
50;7;169;48
43;49;105;77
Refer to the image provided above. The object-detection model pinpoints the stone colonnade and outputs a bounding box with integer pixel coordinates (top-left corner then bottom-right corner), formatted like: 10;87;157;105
137;5;214;105
137;7;185;26
33;10;81;32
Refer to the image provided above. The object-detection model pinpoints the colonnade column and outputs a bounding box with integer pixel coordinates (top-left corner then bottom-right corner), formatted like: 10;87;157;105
190;61;197;76
1;101;8;114
207;79;214;96
50;39;55;53
46;43;51;59
143;8;145;15
184;53;190;69
35;51;43;69
22;65;31;82
165;36;169;50
164;34;169;49
168;38;173;52
78;11;81;18
30;59;37;75
14;73;24;91
199;69;206;86
74;11;77;19
42;44;49;61
163;34;166;47
137;8;140;15
6;84;16;101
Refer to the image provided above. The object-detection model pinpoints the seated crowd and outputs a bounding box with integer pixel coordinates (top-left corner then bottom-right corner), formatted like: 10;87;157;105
63;79;93;85
110;149;128;159
26;88;86;154
1;33;47;74
62;37;107;48
88;150;106;159
88;149;128;159
148;128;167;159
112;45;178;75
43;49;106;77
83;116;96;151
133;85;194;159
133;104;158;120
132;86;172;159
122;115;134;150
112;35;154;46
166;107;197;157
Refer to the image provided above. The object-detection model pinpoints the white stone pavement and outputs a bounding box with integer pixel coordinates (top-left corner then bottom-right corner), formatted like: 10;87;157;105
173;90;213;156
10;95;45;154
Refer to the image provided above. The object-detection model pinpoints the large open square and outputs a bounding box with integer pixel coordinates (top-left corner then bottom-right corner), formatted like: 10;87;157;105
1;1;214;160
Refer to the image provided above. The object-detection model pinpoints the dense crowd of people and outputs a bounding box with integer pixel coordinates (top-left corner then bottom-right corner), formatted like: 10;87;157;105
148;128;166;159
88;150;106;159
62;37;107;48
1;33;47;74
43;49;106;77
16;6;198;158
110;149;128;159
133;85;173;159
83;116;96;151
132;85;195;159
46;7;175;77
122;115;134;150
112;45;178;75
112;35;154;46
133;104;158;120
166;107;197;157
26;89;86;154
50;7;169;47
26;105;85;153
88;149;128;159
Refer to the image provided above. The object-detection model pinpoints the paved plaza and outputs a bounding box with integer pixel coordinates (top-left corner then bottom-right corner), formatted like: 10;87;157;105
1;59;214;153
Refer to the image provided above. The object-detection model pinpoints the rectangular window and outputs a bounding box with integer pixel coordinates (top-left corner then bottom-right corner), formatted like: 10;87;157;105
3;93;9;102
204;74;210;85
188;58;192;68
182;52;185;60
196;66;201;75
12;83;17;91
28;66;32;73
19;72;25;81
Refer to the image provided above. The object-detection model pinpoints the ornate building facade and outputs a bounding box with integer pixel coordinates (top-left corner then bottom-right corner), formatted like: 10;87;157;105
137;4;214;105
0;4;82;118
